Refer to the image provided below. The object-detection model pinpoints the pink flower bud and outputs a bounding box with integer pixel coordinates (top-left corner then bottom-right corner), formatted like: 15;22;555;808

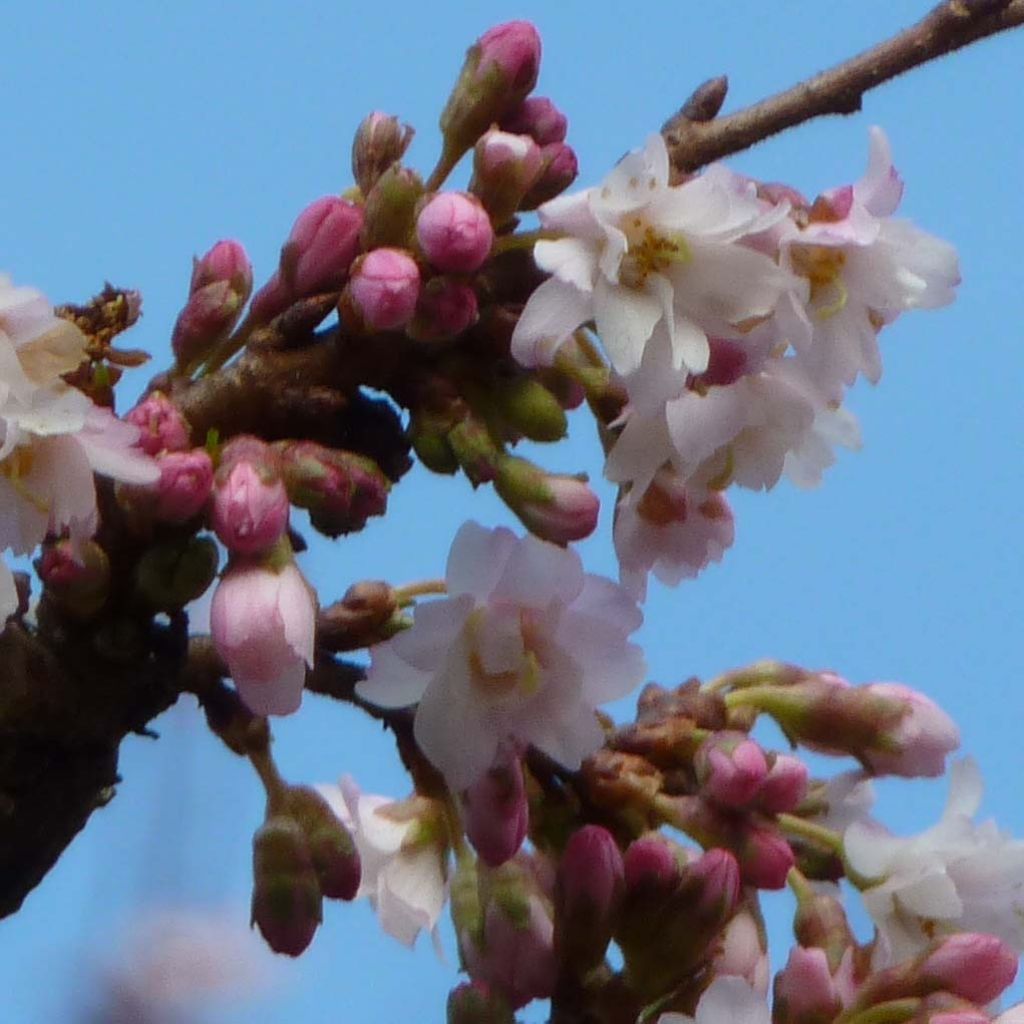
860;683;960;778
416;192;494;274
758;754;809;814
774;946;842;1024
557;825;625;932
211;560;316;717
251;815;322;956
696;732;769;808
494;456;599;545
250;197;364;322
348;247;421;331
739;821;795;890
623;835;682;893
171;240;253;368
500;96;567;145
928;1006;991;1024
351;111;414;196
212;455;290;556
153;449;214;523
691;337;751;389
410;277;479;341
688;847;742;917
920;933;1018;1006
126;392;191;455
520;142;578;209
476;21;541;95
36;539;110;618
470;129;544;224
463;748;528;867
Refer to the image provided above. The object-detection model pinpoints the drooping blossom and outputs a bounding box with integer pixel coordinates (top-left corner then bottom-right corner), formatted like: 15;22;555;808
511;133;791;384
658;975;771;1024
357;521;646;790
0;275;157;558
317;777;448;951
778;127;960;401
845;758;1024;963
210;558;316;716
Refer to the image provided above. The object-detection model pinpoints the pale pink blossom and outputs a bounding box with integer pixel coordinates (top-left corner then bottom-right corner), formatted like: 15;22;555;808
317;777;448;951
210;560;315;716
714;909;769;996
846;759;1024;962
859;682;959;778
357;521;646;790
511;134;791;386
659;976;771;1024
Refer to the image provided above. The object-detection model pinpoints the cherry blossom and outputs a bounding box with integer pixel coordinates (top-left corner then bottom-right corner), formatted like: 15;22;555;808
357;521;646;790
658;976;771;1024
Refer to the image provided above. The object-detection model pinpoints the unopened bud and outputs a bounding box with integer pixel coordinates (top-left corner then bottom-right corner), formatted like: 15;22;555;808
695;732;769;808
352;111;414;195
470;129;544;226
37;539;110;618
126;391;191;455
520;142;578;209
448;416;503;486
135;535;219;612
213;440;289;555
277;441;389;537
347;247;421;331
172;240;253;369
463;748;528;867
716;908;769;994
793;889;857;970
284;786;361;902
416;192;494;275
251;816;323;957
774;946;843;1024
251;197;364;323
918;933;1018;1006
409;277;479;342
757;754;809;814
623;834;683;893
447;982;515;1024
361;164;425;250
491;375;567;443
153;448;215;523
438;21;542;167
318;580;398;651
555;825;624;971
500;96;567;145
493;456;599;544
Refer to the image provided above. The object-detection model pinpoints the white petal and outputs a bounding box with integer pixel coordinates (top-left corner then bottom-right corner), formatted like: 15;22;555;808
944;757;984;820
855;127;904;218
359;643;432;708
696;976;771;1024
491;533;583;608
594;277;663;377
511;278;593;368
534;237;599;292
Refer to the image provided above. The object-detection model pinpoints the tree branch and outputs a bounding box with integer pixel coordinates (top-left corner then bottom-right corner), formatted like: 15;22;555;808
663;0;1024;172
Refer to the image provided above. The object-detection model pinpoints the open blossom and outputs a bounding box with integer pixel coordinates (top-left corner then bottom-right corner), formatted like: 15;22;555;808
0;275;157;559
778;127;960;400
511;133;791;384
845;758;1024;963
659;976;771;1024
317;778;448;951
357;521;646;790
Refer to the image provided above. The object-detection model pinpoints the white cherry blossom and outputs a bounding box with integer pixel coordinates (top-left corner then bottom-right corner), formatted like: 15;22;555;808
658;976;771;1024
511;134;792;383
357;521;646;790
845;758;1024;963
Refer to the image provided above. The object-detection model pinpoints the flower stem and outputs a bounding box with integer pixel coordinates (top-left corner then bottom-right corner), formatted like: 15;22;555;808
248;737;289;812
491;228;562;254
777;813;844;853
393;579;447;606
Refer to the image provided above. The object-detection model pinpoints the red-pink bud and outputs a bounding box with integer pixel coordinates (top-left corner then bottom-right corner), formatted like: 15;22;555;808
494;456;599;545
623;835;682;893
212;455;289;556
153;449;214;523
758;754;809;814
558;826;625;926
36;538;110;618
348;247;421;331
688;847;742;917
774;946;842;1024
190;239;253;293
416;192;494;274
740;821;795;889
463;749;528;867
211;560;315;717
251;197;364;322
411;278;479;341
696;732;769;808
126;392;191;456
920;933;1018;1006
500;96;567;145
470;129;544;224
476;21;541;94
520;142;578;209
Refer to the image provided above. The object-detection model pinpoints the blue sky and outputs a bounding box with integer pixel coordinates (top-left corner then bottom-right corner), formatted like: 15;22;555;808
2;2;1022;1021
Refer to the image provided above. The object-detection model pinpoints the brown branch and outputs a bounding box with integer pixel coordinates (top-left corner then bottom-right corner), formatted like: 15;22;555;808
663;0;1024;172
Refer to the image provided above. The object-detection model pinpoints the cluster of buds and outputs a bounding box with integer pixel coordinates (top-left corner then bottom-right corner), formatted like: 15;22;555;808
251;784;361;956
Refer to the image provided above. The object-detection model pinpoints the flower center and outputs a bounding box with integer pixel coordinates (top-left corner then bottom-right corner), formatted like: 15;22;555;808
466;607;543;700
789;243;848;319
618;217;691;289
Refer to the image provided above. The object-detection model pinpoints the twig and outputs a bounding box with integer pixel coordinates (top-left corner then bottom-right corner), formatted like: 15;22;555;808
663;0;1024;172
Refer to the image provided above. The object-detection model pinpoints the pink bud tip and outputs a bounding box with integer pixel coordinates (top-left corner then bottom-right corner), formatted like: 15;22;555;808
349;247;421;331
126;392;191;456
698;734;769;808
476;21;542;95
689;847;742;916
862;683;960;778
500;96;568;145
623;836;681;893
758;754;809;814
463;749;528;867
413;278;479;340
153;449;215;523
740;822;795;890
416;192;494;274
522;142;578;208
559;825;625;923
775;946;840;1019
191;239;253;294
212;459;290;556
923;933;1019;1006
